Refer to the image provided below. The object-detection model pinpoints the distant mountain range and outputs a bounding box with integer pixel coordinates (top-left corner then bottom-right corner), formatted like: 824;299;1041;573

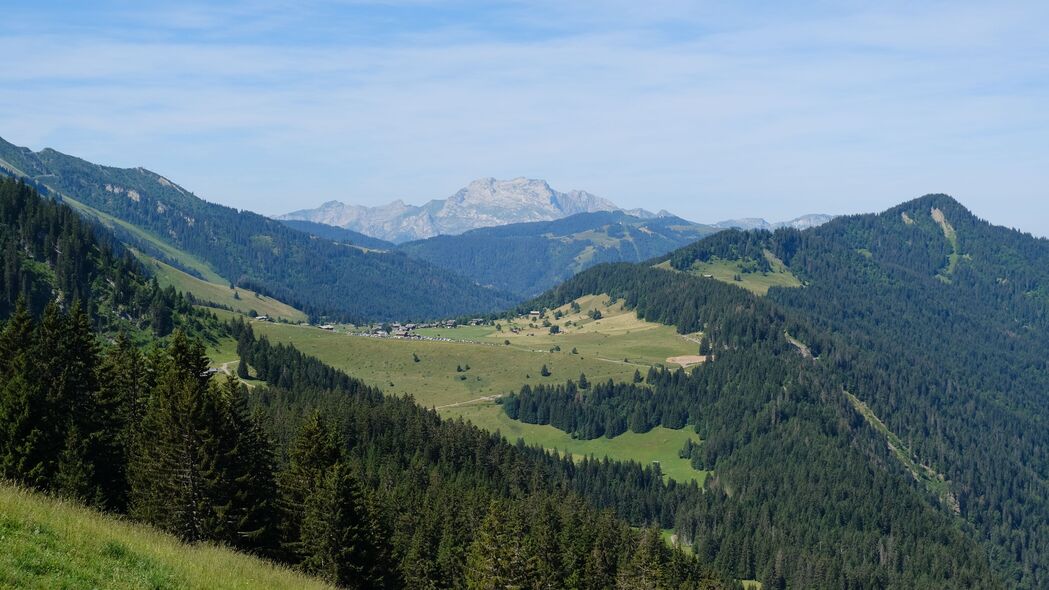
280;177;833;243
278;177;667;243
713;214;836;231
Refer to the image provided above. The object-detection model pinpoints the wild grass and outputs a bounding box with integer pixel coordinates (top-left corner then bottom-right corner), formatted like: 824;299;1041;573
446;405;710;485
0;483;333;590
141;254;307;322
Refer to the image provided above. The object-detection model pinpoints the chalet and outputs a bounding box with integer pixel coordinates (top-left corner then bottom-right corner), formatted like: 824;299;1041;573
319;324;335;331
255;315;270;322
528;311;542;320
405;323;417;330
469;318;484;326
444;320;456;327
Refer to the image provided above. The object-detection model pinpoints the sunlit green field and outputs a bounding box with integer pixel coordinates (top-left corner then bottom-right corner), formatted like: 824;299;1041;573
0;484;333;590
226;319;651;408
655;252;802;296
420;293;699;366
447;405;710;485
210;297;711;484
143;254;307;322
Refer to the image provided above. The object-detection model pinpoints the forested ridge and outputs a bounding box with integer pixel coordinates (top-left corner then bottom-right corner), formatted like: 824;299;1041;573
515;264;999;588
0;177;730;588
398;211;718;297
515;194;1049;588
0;176;222;339
0;136;514;322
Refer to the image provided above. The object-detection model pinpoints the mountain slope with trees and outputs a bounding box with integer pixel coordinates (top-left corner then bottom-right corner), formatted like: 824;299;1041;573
516;194;1049;588
0;177;730;588
0;136;513;322
398;211;719;296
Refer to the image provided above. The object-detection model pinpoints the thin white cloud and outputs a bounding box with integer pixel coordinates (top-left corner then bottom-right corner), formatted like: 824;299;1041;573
0;1;1046;233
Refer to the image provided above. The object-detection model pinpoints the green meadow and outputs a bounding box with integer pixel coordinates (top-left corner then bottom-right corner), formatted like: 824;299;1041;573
208;296;711;484
656;251;802;296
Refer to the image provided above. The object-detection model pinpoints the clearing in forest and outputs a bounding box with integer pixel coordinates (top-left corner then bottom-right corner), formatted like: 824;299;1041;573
655;250;801;296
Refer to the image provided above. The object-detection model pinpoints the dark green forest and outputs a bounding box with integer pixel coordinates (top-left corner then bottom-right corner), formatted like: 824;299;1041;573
517;194;1049;588
398;211;718;297
0;176;222;339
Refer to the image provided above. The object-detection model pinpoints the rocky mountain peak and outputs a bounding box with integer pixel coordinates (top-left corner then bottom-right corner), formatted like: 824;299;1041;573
278;177;642;243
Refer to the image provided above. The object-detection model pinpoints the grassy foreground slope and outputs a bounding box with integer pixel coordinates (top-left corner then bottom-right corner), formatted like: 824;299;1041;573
0;484;332;590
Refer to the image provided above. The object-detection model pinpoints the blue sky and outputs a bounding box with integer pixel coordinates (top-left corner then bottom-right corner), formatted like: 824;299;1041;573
2;1;1047;234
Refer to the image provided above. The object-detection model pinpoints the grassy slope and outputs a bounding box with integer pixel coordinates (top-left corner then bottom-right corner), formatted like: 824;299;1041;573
60;194;224;283
139;253;307;322
59;192;308;322
656;251;802;296
419;294;698;365
447;407;708;485
0;484;332;590
210;297;711;484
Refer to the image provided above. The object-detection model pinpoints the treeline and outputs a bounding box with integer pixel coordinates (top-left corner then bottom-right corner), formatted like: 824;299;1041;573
525;261;827;356
0;142;514;322
668;228;777;272
0;176;221;339
504;372;690;439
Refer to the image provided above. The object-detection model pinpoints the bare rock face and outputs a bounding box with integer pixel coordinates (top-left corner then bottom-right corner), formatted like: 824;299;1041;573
277;177;652;243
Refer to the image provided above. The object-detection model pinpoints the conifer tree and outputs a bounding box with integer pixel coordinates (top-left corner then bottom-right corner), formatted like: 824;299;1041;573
53;303;107;506
128;330;232;542
616;526;670;589
300;461;393;587
0;300;47;488
279;411;343;561
465;500;534;589
221;375;280;555
95;331;151;510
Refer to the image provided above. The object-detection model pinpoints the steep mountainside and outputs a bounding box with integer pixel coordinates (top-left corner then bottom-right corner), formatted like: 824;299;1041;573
0;176;221;339
278;177;662;243
398;210;719;296
517;194;1046;588
0;136;513;322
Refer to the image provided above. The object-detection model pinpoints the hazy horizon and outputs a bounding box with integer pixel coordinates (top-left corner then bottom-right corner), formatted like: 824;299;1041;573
3;1;1047;235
